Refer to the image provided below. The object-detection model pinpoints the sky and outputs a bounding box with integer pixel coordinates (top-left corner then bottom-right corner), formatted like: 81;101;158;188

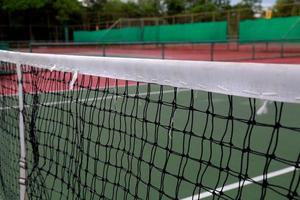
230;0;276;7
111;0;277;8
122;0;276;7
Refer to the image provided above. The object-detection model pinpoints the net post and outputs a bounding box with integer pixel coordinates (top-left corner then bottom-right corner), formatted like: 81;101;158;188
16;63;27;200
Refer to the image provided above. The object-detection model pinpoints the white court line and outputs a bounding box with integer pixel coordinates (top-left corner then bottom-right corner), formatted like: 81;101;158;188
0;80;146;98
182;166;298;200
0;88;190;111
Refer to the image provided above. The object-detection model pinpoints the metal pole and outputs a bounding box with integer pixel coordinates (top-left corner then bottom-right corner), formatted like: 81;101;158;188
280;42;284;58
227;11;230;50
64;26;69;42
102;44;106;57
29;42;32;53
29;24;33;42
16;63;27;200
161;43;165;59
252;43;256;60
210;42;215;61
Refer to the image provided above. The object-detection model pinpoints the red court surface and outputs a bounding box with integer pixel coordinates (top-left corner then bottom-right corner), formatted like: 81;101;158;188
20;42;300;62
0;70;137;96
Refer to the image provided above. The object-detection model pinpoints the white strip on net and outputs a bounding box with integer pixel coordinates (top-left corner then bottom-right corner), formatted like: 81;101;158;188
1;50;300;103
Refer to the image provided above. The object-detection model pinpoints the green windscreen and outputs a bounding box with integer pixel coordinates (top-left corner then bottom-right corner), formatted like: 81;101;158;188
0;42;10;75
73;27;142;43
239;16;300;42
0;42;9;50
158;21;227;42
73;21;227;43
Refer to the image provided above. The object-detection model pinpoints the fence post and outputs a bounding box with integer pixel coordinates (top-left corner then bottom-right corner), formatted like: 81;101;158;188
161;43;165;59
252;43;256;60
280;42;284;58
102;44;106;57
212;12;216;22
29;42;32;53
29;24;33;42
64;26;69;42
210;42;215;61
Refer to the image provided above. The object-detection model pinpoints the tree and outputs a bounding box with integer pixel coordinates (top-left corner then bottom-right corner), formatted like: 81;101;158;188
232;0;262;20
53;0;82;24
102;0;142;19
164;0;186;15
187;0;230;21
138;0;161;16
186;0;230;8
213;0;230;7
82;0;107;9
1;0;45;11
240;0;262;11
189;2;217;13
273;0;300;17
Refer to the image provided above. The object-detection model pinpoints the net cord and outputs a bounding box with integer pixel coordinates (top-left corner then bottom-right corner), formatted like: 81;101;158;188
16;63;27;200
1;50;300;103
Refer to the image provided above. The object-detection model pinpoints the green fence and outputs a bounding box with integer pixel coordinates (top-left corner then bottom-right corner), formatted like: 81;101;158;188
74;21;227;43
239;16;300;42
0;42;9;50
0;42;13;75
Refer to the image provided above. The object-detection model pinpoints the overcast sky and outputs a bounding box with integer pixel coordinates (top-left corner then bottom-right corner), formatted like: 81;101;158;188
230;0;276;7
118;0;277;8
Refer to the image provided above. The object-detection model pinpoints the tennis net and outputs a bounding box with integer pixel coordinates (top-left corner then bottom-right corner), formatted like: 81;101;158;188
0;50;299;200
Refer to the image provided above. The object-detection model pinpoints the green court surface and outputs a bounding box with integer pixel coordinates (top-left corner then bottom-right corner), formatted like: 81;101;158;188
0;84;299;199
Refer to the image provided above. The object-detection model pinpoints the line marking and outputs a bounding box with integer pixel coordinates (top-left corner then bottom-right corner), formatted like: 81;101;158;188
0;88;190;111
0;82;140;97
181;166;297;200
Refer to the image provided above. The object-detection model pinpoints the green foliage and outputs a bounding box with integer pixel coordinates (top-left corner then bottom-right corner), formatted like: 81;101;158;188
273;0;300;17
1;0;82;24
83;0;107;8
139;0;161;16
240;0;262;5
1;0;46;11
53;0;82;24
212;0;230;7
1;0;299;42
189;3;220;21
102;0;142;19
189;2;218;13
164;0;186;15
231;0;262;20
232;4;254;19
241;0;262;11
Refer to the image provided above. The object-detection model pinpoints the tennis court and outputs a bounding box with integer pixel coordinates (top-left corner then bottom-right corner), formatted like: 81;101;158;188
26;41;300;62
0;52;299;199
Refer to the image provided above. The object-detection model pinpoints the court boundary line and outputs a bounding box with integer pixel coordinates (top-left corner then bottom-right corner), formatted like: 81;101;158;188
0;78;140;97
182;166;297;200
0;88;190;111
